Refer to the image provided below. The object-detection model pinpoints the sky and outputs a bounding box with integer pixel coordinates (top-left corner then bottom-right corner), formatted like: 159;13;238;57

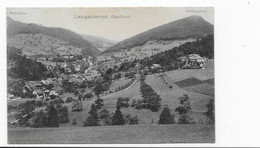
7;7;214;41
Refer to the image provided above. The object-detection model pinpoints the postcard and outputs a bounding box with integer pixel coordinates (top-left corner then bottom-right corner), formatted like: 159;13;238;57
6;7;214;144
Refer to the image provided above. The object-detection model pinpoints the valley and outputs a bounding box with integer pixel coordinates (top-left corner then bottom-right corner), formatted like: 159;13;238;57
7;14;215;144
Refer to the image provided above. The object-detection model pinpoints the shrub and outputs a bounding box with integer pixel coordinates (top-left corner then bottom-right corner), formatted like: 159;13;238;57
72;117;77;125
83;93;93;101
74;90;79;96
84;104;99;126
99;109;112;125
204;99;215;124
175;94;194;124
177;114;194;124
78;94;83;101
66;97;74;103
112;107;125;125
135;100;143;109
116;97;129;108
158;106;175;124
129;115;139;125
175;94;191;115
72;100;83;112
99;109;110;119
131;99;136;107
58;106;69;123
35;100;43;108
31;110;47;128
46;105;59;127
54;98;64;105
94;97;104;109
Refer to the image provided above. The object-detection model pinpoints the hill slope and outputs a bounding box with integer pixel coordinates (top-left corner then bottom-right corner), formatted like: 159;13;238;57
7;17;100;56
104;15;213;53
81;34;117;52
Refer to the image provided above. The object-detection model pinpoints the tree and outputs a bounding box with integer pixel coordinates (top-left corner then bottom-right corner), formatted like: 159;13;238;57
105;68;113;75
129;115;139;125
112;107;125;125
175;94;191;115
94;97;104;109
53;98;64;106
72;100;83;112
9;79;25;97
58;106;70;123
116;97;129;108
204;99;215;124
62;79;78;93
94;81;103;96
78;94;83;101
84;93;93;100
175;94;194;124
114;72;121;80
66;97;74;103
99;109;111;125
158;106;175;124
46;105;59;127
99;109;110;119
131;99;137;107
35;100;43;108
31;110;47;128
19;100;35;115
135;99;143;109
84;104;99;126
124;114;132;125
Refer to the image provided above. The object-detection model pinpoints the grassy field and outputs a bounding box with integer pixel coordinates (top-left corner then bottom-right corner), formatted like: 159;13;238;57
165;60;214;82
183;83;215;96
8;124;214;144
7;60;215;144
143;60;214;122
108;78;132;92
52;60;214;126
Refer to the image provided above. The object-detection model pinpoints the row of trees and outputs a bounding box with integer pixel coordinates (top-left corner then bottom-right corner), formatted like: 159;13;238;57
83;97;104;126
158;95;214;125
133;75;161;112
115;78;135;93
83;97;138;126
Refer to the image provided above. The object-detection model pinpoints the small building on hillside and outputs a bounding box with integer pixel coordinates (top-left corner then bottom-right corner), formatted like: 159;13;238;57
177;54;205;69
189;54;204;63
178;56;189;63
151;64;161;69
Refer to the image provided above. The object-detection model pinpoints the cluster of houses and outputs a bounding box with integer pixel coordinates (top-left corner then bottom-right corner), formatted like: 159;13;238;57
178;54;208;69
7;78;60;101
32;79;60;100
97;49;160;73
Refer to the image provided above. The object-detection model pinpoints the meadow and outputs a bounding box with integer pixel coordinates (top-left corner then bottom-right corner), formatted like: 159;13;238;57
8;124;214;144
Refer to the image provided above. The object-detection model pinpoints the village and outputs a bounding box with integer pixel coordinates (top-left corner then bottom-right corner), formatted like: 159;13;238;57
7;49;208;104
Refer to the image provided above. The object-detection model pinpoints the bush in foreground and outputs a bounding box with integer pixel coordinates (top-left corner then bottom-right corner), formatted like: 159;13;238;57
111;107;125;125
84;104;99;126
158;106;175;124
204;99;215;124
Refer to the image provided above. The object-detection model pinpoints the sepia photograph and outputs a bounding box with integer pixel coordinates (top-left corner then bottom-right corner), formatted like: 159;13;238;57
6;7;215;144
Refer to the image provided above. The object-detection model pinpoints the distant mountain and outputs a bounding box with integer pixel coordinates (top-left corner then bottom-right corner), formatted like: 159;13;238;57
103;15;214;53
81;34;117;52
7;17;100;56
